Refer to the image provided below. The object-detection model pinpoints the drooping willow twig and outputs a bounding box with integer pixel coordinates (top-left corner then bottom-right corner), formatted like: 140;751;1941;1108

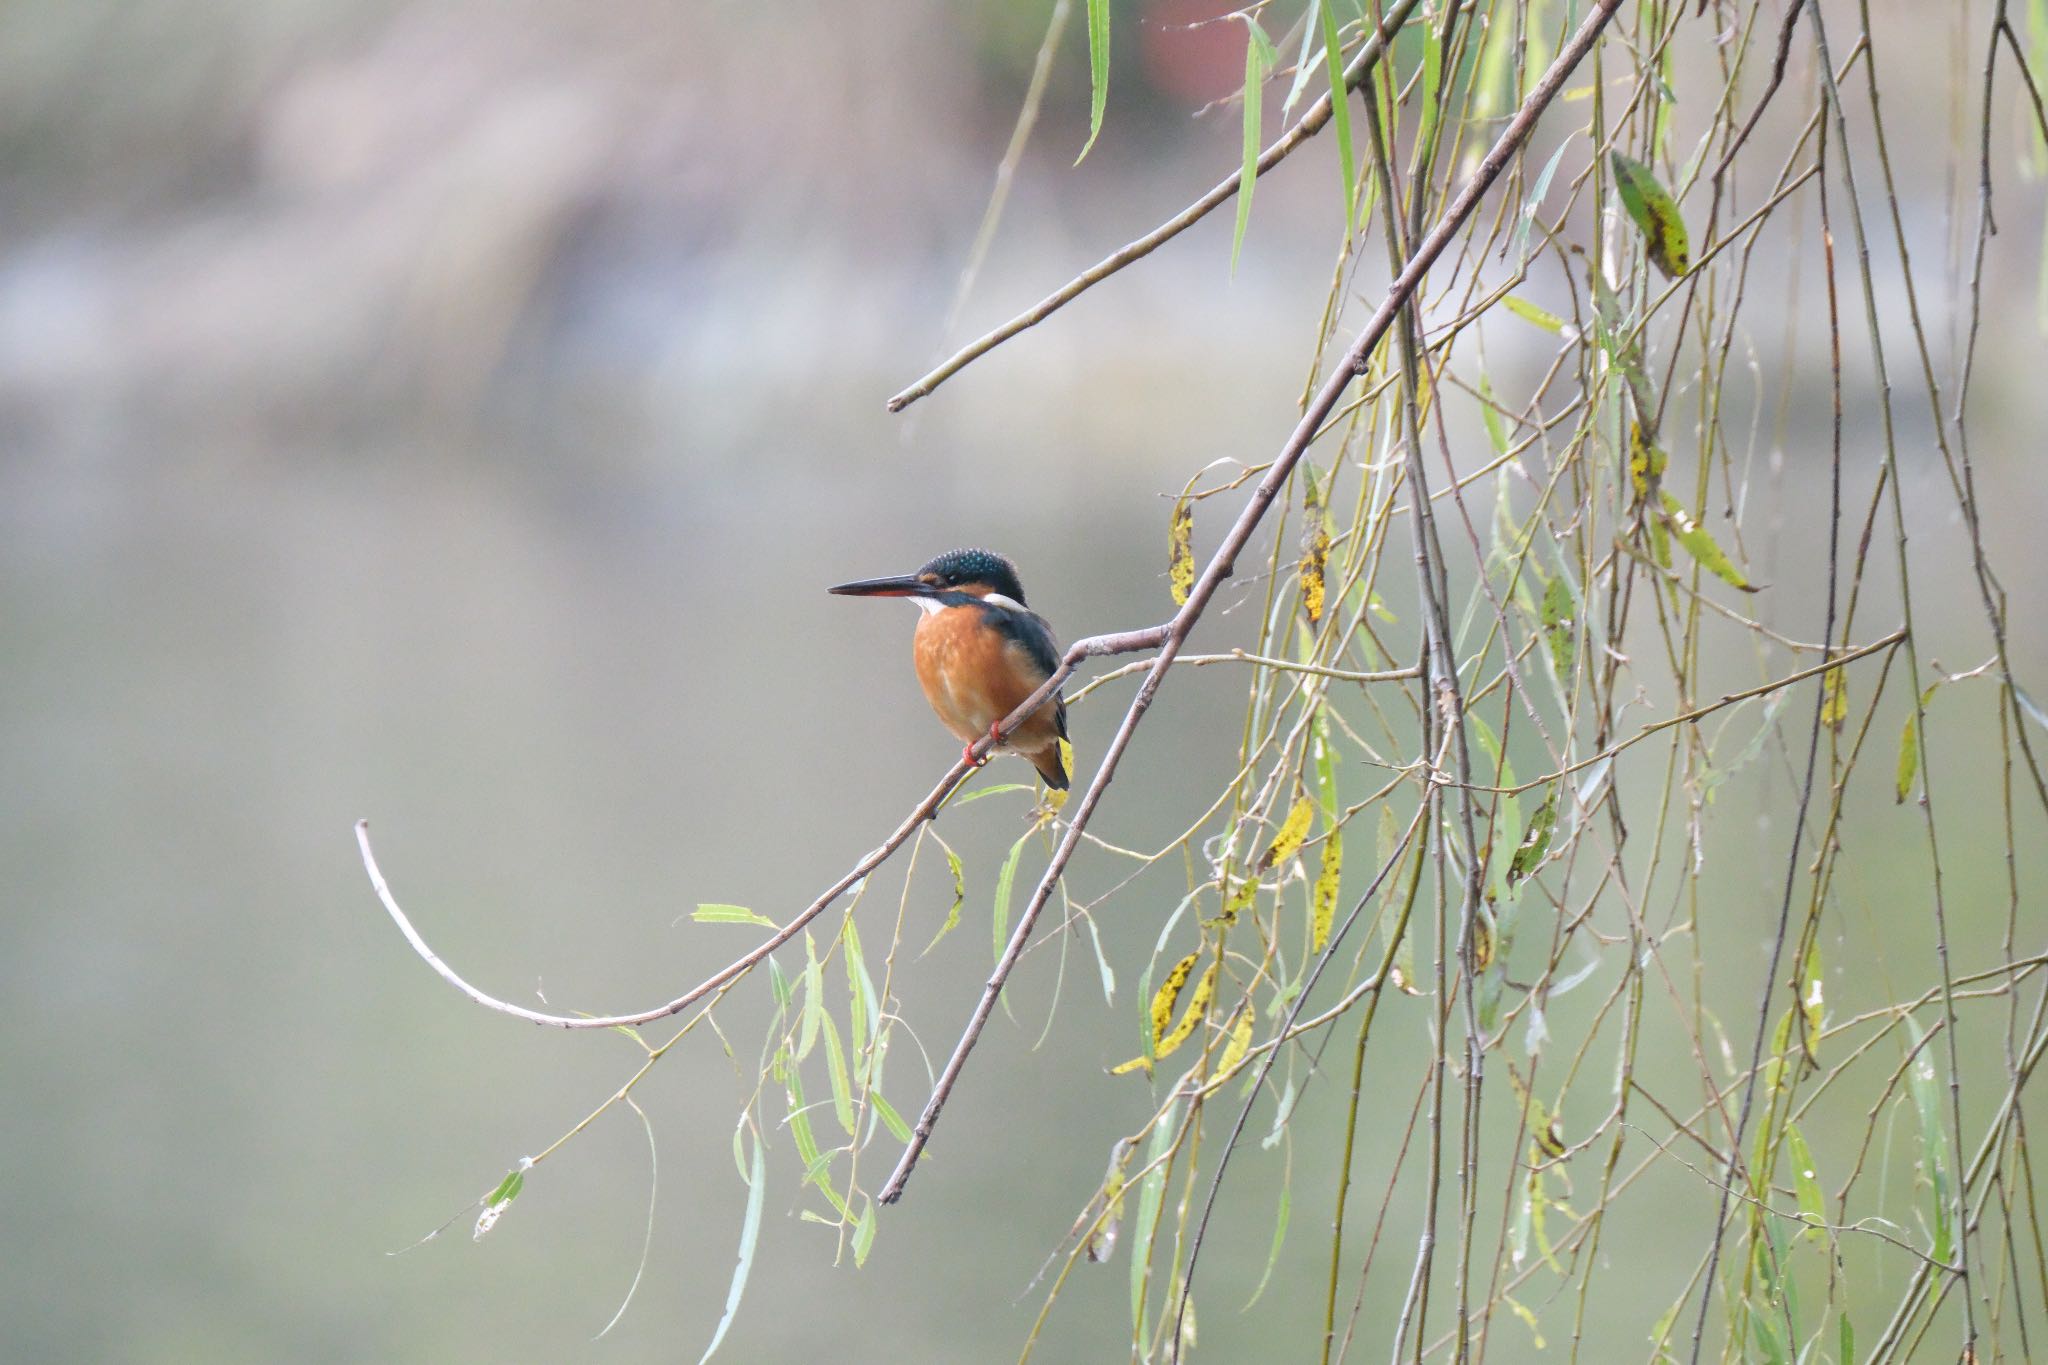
356;623;1170;1032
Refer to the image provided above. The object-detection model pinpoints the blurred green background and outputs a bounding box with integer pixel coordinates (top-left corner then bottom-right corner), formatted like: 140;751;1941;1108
3;1;2045;1360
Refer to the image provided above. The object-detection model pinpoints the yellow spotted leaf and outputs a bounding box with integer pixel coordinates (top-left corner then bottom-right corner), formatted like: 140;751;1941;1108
1299;523;1330;624
1259;797;1315;872
1311;827;1341;951
1215;876;1256;927
1610;150;1690;278
1168;497;1194;605
1820;668;1847;733
1147;951;1197;1044
1110;951;1200;1075
1154;960;1218;1060
1217;1004;1255;1078
1507;1063;1566;1159
1628;422;1666;504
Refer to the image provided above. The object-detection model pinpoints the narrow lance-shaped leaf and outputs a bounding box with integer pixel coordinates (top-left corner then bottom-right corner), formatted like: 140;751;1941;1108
921;839;966;957
1076;0;1111;164
1503;294;1568;334
1299;468;1330;624
1217;1004;1255;1078
1610;150;1690;277
851;1201;877;1268
1896;712;1920;803
1798;939;1825;1061
1310;720;1341;950
1110;951;1198;1075
1659;490;1756;591
1130;1099;1178;1332
694;904;777;928
798;934;824;1062
1784;1124;1827;1241
1628;422;1666;505
819;1014;856;1137
1259;797;1316;871
1231;20;1277;270
1318;0;1358;234
1085;1141;1130;1263
1507;796;1557;886
1167;496;1195;605
870;1091;913;1145
474;1166;526;1241
1110;954;1219;1075
1153;960;1219;1059
1540;576;1576;681
1904;1018;1955;1266
1311;827;1342;951
843;918;874;1065
992;828;1031;961
1820;667;1848;732
697;1129;765;1364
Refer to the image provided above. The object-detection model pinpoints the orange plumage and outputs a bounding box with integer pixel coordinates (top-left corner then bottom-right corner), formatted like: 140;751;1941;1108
913;603;1067;788
828;548;1069;790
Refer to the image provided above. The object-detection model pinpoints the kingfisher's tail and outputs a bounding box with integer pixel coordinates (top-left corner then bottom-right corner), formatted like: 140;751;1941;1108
1026;741;1070;791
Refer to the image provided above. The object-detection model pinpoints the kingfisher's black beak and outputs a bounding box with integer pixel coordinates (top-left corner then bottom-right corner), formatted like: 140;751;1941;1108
828;573;938;599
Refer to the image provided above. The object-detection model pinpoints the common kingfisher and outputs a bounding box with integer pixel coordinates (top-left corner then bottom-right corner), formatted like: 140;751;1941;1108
829;548;1070;789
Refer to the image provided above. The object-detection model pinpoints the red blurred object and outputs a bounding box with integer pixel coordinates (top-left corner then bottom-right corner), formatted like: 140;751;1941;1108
1141;0;1249;107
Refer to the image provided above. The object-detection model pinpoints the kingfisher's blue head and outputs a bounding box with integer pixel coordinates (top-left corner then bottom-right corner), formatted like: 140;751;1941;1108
828;548;1029;610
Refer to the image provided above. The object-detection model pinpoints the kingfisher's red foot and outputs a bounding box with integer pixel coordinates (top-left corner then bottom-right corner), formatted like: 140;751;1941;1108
962;743;986;768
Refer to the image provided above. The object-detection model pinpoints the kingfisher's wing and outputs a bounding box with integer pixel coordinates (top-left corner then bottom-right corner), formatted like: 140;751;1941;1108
982;600;1067;740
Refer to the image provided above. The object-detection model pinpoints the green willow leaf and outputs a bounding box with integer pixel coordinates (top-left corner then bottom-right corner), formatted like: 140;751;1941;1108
1318;0;1357;233
851;1200;877;1268
1784;1124;1827;1241
693;904;776;928
1904;1018;1955;1265
1610;150;1690;277
1232;19;1277;270
1540;575;1576;680
922;839;967;956
1896;712;1920;803
1077;0;1111;163
871;1091;913;1144
1503;294;1567;334
1659;490;1755;591
819;1014;855;1137
697;1129;764;1364
992;828;1031;961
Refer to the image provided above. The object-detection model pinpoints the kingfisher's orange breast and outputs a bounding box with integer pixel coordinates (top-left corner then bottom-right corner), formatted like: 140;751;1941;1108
912;605;1060;752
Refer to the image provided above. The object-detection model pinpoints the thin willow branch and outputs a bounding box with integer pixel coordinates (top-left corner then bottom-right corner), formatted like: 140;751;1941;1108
356;623;1169;1032
1442;628;1906;796
883;0;1428;413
